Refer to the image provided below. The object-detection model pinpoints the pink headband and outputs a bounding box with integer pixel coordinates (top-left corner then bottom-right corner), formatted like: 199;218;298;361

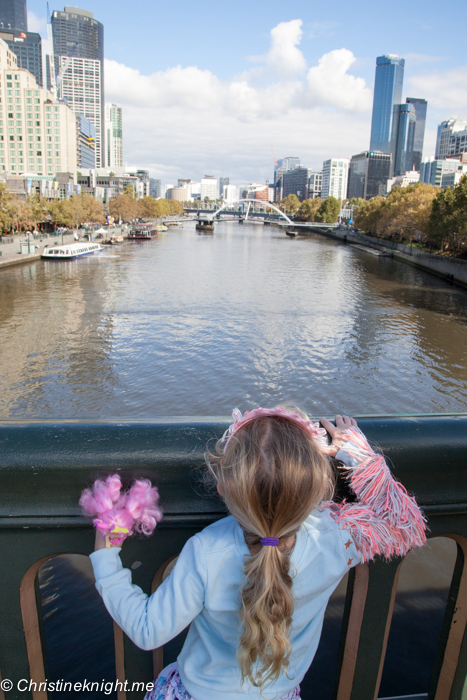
221;407;329;452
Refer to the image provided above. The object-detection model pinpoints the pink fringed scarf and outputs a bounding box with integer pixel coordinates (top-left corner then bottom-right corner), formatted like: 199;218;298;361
332;427;427;561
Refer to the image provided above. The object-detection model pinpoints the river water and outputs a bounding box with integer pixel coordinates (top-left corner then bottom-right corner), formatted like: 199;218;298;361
1;220;467;418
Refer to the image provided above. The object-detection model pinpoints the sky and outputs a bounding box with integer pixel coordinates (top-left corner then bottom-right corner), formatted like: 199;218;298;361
26;0;467;185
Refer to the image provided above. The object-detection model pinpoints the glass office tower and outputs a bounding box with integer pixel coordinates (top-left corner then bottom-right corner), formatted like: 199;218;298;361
0;0;27;32
369;55;405;154
406;98;427;171
391;104;416;176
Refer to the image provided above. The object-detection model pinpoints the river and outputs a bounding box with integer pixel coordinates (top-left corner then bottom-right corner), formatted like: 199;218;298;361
1;220;467;417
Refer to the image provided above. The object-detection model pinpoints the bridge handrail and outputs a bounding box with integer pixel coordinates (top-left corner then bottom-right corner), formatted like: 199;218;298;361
0;415;467;699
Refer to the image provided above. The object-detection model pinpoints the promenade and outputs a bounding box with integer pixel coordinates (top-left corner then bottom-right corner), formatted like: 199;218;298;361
0;233;76;269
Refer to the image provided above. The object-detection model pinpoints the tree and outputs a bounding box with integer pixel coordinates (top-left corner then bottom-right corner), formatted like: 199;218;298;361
280;194;300;214
109;194;139;222
0;182;13;233
353;197;386;235
376;184;437;243
428;175;467;255
124;184;136;199
297;198;322;221
317;196;340;223
50;194;105;228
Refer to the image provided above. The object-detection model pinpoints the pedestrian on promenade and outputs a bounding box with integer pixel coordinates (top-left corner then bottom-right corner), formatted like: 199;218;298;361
85;408;426;700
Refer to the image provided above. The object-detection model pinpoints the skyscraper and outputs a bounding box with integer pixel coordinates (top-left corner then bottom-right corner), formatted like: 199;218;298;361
0;0;27;32
391;104;416;176
105;103;122;169
0;0;42;86
321;159;350;200
51;6;104;166
406;98;427;171
369;55;405;155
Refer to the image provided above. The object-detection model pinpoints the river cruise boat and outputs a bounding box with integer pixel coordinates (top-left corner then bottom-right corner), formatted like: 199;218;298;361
41;242;102;259
128;224;157;239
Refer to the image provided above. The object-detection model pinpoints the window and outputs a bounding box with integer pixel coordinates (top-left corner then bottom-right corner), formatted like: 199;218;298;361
16;128;22;133
26;98;32;104
54;129;60;134
35;121;40;127
54;136;60;142
34;91;39;96
15;120;21;126
14;90;20;96
17;136;22;141
36;151;42;156
54;106;59;113
46;129;51;134
35;128;40;134
7;90;12;96
46;121;51;127
26;90;31;96
34;99;40;104
28;135;33;141
45;106;51;112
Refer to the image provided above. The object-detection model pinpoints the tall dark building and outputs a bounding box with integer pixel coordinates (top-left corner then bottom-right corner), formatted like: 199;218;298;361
391;104;416;176
406;98;427;172
219;177;229;198
282;166;311;201
0;0;27;32
0;29;42;85
51;6;104;166
0;0;43;86
348;152;392;200
369;55;405;155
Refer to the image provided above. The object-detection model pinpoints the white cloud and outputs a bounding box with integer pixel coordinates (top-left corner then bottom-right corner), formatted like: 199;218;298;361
27;11;47;34
304;49;372;112
407;67;467;111
264;19;306;76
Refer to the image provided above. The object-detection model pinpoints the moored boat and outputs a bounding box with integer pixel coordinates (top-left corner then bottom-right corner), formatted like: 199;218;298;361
41;242;102;259
156;224;168;232
128;224;157;239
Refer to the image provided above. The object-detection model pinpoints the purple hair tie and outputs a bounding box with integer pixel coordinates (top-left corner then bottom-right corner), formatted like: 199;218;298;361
260;537;279;546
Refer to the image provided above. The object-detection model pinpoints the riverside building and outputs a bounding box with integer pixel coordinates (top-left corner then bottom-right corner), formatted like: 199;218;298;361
307;172;322;199
104;103;122;169
0;38;77;177
200;176;218;200
347;152;392;200
50;6;104;167
390;103;416;176
435;119;467;160
321;159;349;200
421;157;467;188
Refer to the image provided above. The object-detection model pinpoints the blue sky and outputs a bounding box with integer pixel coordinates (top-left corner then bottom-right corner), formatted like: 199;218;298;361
27;0;467;184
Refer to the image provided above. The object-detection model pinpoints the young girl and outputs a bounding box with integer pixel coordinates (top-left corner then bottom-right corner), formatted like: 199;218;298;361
87;408;426;700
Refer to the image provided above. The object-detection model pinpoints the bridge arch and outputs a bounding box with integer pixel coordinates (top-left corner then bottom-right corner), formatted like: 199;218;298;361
210;199;293;225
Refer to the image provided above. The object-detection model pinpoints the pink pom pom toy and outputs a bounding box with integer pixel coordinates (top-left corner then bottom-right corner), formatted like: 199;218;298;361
79;474;163;548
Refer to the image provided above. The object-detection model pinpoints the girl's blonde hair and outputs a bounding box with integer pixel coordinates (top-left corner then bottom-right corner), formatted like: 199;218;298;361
206;409;335;689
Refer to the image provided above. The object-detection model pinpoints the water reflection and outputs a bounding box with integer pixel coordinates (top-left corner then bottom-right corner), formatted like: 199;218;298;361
0;223;466;418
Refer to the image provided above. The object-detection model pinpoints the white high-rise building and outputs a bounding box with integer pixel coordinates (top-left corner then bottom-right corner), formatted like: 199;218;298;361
223;184;238;202
321;159;350;200
104;103;122;169
57;56;102;166
200;175;218;200
0;38;77;176
435;118;467;160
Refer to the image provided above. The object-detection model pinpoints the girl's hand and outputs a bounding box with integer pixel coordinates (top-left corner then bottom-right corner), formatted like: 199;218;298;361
320;415;358;458
95;528;107;551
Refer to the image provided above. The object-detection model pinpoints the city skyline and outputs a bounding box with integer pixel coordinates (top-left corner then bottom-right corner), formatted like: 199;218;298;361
15;0;467;183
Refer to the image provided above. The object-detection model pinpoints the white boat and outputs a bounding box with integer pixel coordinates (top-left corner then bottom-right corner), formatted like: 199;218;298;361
41;242;102;259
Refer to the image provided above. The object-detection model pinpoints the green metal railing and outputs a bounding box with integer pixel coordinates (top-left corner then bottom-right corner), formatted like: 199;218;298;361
0;416;467;700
